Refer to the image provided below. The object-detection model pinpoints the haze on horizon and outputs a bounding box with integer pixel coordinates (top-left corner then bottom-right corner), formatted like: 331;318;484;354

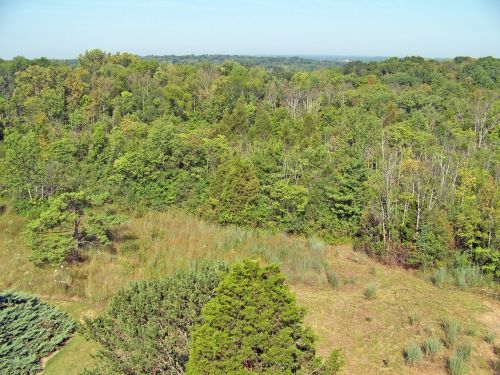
0;0;499;59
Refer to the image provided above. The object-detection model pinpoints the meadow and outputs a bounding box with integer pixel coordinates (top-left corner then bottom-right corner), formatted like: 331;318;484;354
1;206;498;374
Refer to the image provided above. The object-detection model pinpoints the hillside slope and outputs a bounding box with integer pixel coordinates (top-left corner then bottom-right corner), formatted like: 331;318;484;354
0;208;498;374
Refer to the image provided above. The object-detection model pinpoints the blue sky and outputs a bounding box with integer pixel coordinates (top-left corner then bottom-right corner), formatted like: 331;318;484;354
0;0;499;59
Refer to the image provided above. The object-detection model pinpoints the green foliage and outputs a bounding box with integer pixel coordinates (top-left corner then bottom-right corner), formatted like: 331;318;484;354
26;192;126;266
0;53;498;274
423;336;444;358
404;342;423;366
0;291;75;374
187;260;335;374
80;265;225;374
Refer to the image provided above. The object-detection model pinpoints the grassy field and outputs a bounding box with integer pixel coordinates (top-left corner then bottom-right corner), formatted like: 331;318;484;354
0;206;498;374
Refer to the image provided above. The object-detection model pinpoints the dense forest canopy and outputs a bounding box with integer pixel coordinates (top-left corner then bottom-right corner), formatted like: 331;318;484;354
0;50;498;276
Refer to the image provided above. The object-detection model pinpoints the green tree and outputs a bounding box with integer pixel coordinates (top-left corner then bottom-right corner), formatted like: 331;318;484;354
26;192;126;266
80;265;225;375
187;260;342;374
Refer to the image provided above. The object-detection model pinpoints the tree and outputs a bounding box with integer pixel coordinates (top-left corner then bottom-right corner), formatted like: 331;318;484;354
186;260;343;374
26;192;126;266
80;265;225;375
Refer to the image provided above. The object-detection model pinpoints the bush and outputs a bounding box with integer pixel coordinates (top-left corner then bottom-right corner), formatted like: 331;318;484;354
0;291;75;374
423;337;444;358
80;265;225;374
186;260;337;374
363;284;377;299
404;342;423;366
448;350;468;375
443;319;461;347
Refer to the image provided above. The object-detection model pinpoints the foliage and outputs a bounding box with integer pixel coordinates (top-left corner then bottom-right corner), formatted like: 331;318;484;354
80;265;225;375
186;260;341;374
0;291;75;374
0;52;498;276
26;191;126;266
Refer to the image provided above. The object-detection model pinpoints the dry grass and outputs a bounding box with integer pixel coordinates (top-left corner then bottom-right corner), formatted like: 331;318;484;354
1;207;499;374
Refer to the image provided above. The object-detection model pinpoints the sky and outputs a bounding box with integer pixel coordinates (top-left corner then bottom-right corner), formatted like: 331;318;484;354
0;0;499;59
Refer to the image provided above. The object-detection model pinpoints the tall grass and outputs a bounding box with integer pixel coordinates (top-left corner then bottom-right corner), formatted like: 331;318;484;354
429;266;488;290
423;336;443;358
404;342;423;366
0;209;329;307
443;318;461;348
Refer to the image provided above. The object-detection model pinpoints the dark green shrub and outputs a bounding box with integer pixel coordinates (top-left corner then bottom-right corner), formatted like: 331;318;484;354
80;264;226;374
186;260;341;374
0;291;75;374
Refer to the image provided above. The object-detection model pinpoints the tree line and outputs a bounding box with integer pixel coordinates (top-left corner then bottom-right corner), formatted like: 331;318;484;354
0;50;498;276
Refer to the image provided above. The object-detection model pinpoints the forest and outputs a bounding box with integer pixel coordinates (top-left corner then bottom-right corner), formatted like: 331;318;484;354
0;51;499;374
0;51;498;274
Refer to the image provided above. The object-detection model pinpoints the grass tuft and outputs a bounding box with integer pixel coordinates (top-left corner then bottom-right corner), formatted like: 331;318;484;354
484;331;497;344
408;312;421;326
447;350;468;375
443;318;461;348
363;284;377;300
404;342;423;366
326;270;339;289
423;336;444;358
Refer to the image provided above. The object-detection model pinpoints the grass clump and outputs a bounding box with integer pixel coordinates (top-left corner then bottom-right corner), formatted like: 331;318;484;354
363;284;377;300
431;268;449;287
408;312;421;326
443;318;461;347
484;331;497;344
423;336;444;358
308;236;326;253
404;342;423;366
326;270;339;288
447;350;468;375
456;342;472;360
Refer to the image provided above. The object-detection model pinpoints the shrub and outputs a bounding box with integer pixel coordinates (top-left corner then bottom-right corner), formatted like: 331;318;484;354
80;265;225;374
363;284;377;299
404;342;423;366
448;350;468;375
443;319;461;347
0;291;75;374
423;337;444;358
484;331;497;344
26;192;126;266
186;260;338;374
